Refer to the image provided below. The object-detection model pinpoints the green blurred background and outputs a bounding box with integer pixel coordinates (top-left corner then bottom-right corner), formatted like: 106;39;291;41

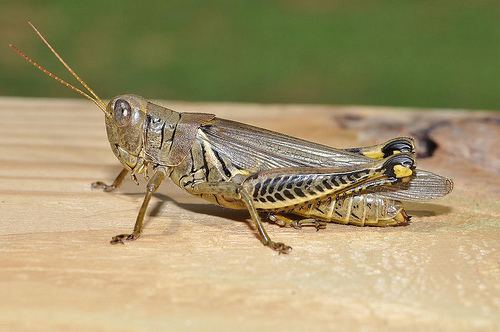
2;0;500;110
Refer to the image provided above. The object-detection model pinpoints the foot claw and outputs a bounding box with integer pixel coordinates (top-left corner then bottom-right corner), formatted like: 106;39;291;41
267;241;292;254
267;213;287;227
293;219;327;231
91;181;116;192
110;233;140;245
314;221;327;231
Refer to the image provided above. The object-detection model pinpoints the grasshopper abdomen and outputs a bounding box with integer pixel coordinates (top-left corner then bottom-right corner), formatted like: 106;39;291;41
288;194;409;227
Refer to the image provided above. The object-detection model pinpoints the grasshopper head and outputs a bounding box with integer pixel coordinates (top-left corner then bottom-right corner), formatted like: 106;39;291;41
105;94;148;172
11;23;150;176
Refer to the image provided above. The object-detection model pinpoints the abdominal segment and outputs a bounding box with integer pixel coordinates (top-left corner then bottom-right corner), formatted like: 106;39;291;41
285;193;409;227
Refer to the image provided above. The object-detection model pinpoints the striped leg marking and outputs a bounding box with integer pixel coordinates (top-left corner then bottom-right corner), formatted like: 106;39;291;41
242;153;416;210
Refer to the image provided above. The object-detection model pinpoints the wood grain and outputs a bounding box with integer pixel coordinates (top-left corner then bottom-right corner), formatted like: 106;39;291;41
1;97;499;332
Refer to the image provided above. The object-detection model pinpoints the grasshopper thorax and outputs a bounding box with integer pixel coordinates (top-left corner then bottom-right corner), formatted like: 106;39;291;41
105;94;148;174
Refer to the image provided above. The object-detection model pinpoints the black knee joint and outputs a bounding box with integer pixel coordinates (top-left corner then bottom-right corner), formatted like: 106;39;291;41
382;138;415;157
382;153;415;179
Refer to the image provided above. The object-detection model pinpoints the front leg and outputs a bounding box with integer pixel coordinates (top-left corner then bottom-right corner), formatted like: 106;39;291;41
110;167;167;244
189;182;292;254
92;168;128;192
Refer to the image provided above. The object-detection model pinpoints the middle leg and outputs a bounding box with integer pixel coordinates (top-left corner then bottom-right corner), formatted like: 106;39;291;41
188;182;292;253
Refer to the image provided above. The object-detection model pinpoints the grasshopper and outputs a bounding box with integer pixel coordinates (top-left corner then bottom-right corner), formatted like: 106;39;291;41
10;23;453;253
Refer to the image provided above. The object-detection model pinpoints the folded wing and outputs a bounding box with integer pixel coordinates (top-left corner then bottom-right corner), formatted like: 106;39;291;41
201;118;452;201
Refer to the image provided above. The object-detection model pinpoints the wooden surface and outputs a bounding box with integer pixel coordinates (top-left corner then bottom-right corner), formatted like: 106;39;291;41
1;97;499;331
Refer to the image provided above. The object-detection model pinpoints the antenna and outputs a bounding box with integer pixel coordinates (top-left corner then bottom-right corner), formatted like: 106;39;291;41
9;22;109;115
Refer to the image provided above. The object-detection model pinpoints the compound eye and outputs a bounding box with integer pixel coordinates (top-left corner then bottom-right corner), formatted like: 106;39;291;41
113;99;132;127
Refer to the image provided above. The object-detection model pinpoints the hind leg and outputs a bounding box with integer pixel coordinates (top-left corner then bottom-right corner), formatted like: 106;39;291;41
268;213;327;231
